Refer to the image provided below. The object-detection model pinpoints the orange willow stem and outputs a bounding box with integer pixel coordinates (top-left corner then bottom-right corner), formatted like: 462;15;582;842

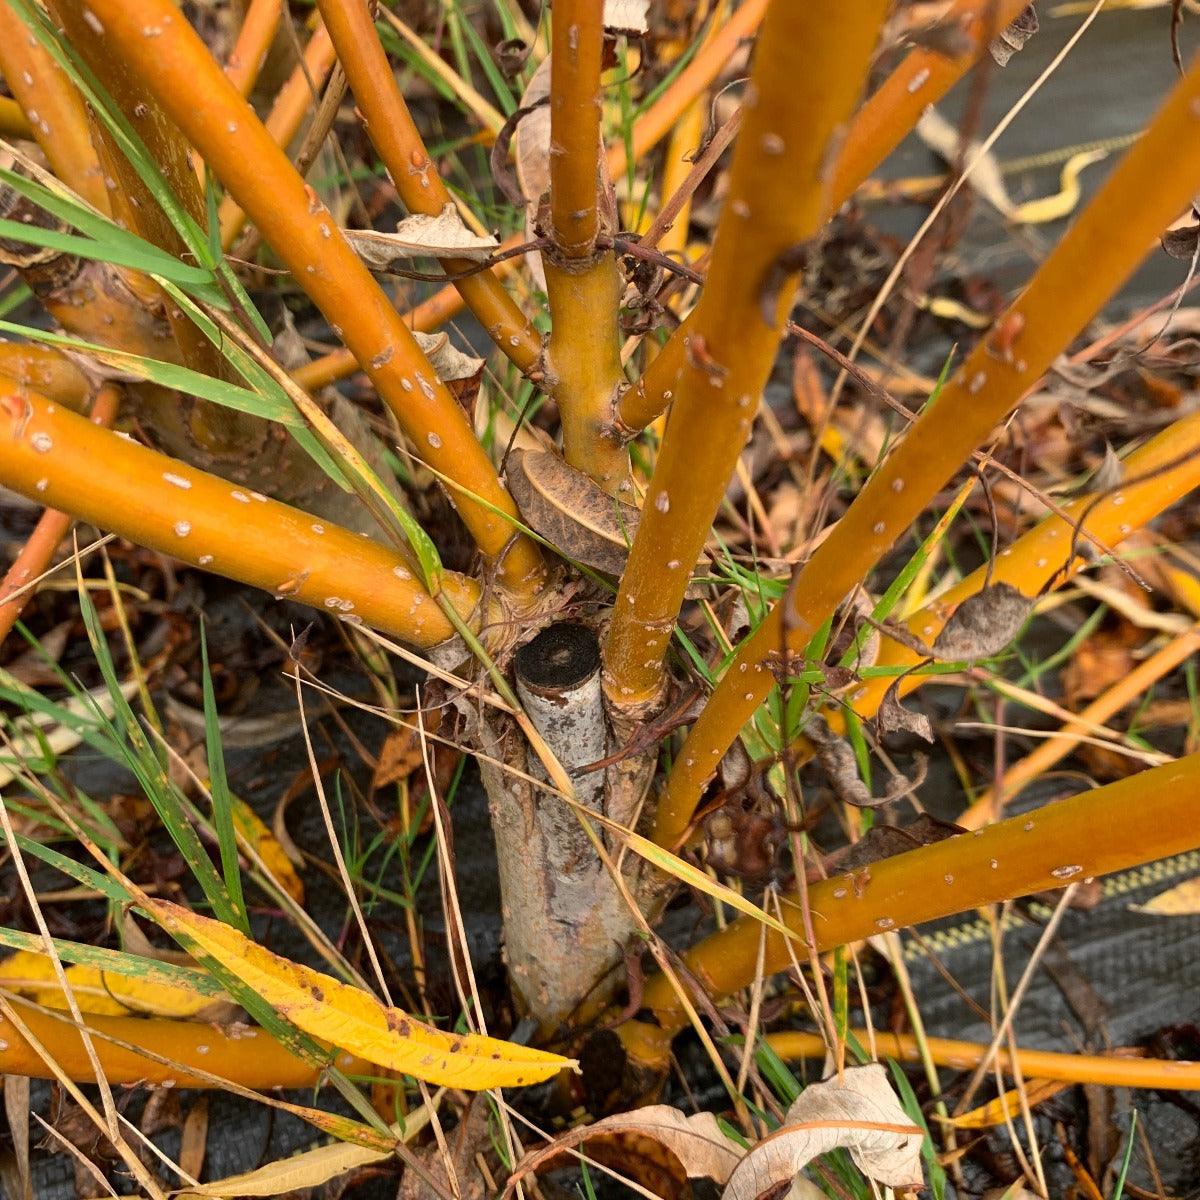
0;343;90;410
0;1001;369;1088
223;0;283;97
639;752;1200;1035
218;20;337;252
0;383;479;647
549;0;604;258
766;1030;1200;1092
75;0;542;594
964;625;1200;828
652;54;1200;851
843;409;1200;731
286;1;782;394
618;0;1031;437
604;0;890;709
607;0;767;184
0;3;108;212
0;383;119;644
314;0;540;374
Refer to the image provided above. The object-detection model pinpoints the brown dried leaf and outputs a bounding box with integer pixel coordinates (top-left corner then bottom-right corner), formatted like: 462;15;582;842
931;582;1034;661
1162;220;1200;262
989;4;1039;66
504;1105;741;1199
507;449;640;574
831;814;963;874
345;205;499;267
807;716;924;808
720;1065;924;1199
876;680;934;743
372;726;425;791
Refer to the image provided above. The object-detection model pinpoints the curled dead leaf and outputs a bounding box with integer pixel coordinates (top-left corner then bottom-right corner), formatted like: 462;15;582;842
877;679;934;743
931;582;1034;661
345;204;500;268
807;716;926;808
507;449;640;574
504;1105;742;1199
720;1065;924;1199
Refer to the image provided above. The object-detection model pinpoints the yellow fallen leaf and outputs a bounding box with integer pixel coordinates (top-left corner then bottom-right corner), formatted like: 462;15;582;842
0;950;128;1016
231;795;305;903
183;1098;436;1196
1131;874;1200;916
146;899;574;1089
0;948;222;1019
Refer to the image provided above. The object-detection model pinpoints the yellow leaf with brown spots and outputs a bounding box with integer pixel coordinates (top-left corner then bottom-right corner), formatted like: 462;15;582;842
145;899;575;1089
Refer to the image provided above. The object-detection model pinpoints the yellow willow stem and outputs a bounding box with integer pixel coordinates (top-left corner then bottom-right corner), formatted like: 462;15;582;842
766;1030;1200;1092
639;752;1200;1035
652;55;1200;851
617;0;1031;437
74;0;542;594
544;256;630;494
964;625;1200;828
540;0;629;492
0;383;479;647
49;0;231;397
604;0;890;709
0;96;33;139
0;3;108;212
314;0;540;373
0;1001;370;1088
218;20;337;251
223;0;283;97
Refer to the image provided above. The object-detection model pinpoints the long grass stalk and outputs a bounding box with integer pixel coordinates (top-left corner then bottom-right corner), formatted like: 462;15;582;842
315;0;541;372
638;752;1200;1036
0;2;108;212
651;54;1200;850
616;0;1031;437
71;0;542;593
0;381;479;646
766;1029;1200;1092
603;0;891;710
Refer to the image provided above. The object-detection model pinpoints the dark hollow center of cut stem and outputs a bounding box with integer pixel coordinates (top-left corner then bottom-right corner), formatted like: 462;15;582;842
515;622;600;691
